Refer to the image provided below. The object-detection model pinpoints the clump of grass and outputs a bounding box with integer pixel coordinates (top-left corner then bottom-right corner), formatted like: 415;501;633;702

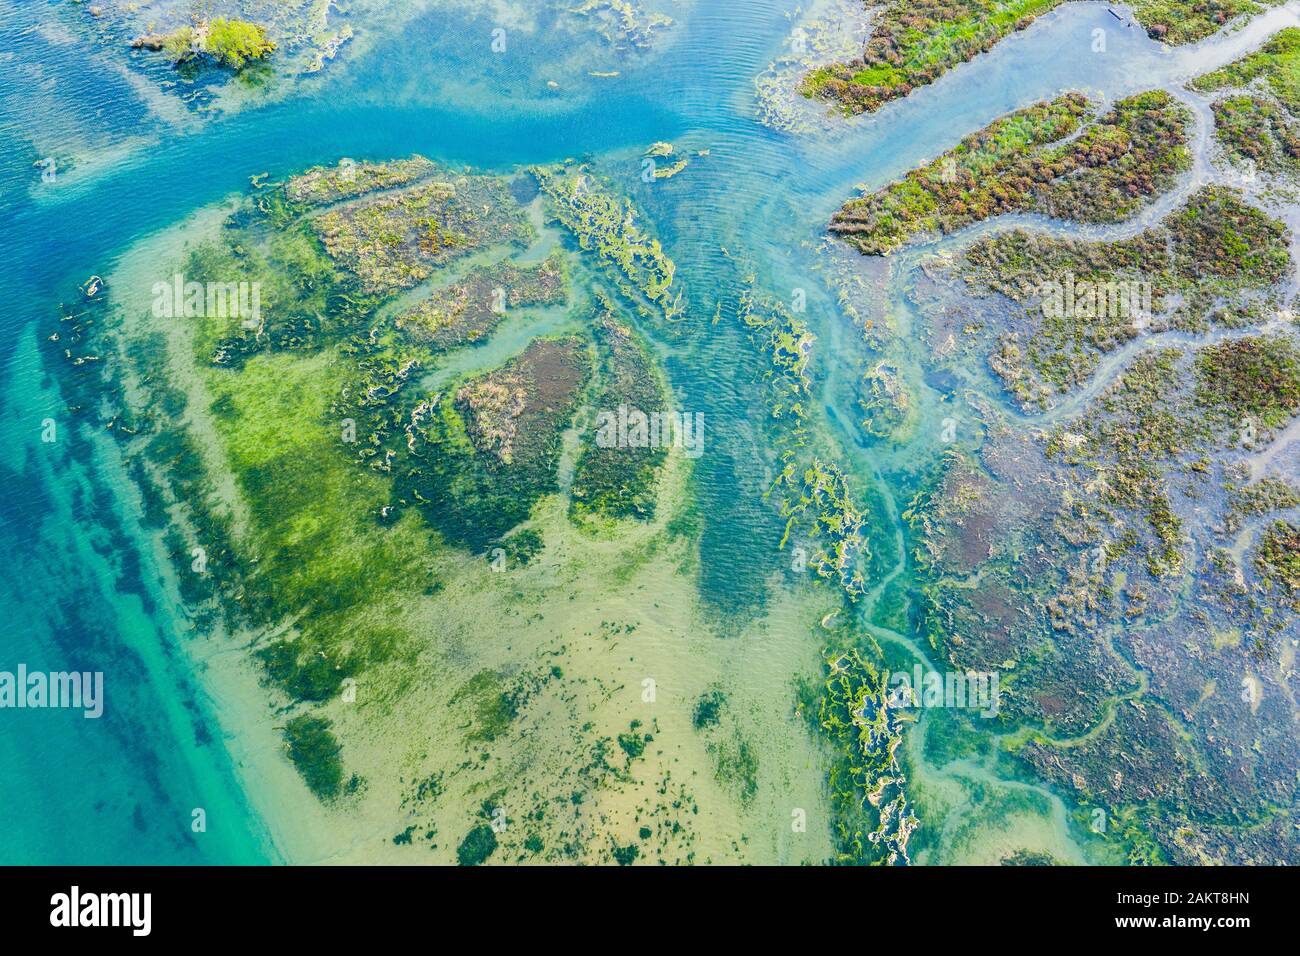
1256;521;1300;602
1195;334;1300;430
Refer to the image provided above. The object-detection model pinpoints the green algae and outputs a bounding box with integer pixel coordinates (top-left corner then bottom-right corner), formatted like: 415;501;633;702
691;688;726;730
777;458;871;600
617;722;650;760
191;225;376;370
707;731;759;807
64;160;566;807
722;271;916;858
858;361;915;441
610;842;639;865
533;165;682;320
737;289;814;426
456;824;498;866
570;0;676;51
495;528;545;567
804;648;915;864
453;670;519;744
56;143;832;863
258;640;362;704
206;349;434;629
283;714;348;801
569;313;668;524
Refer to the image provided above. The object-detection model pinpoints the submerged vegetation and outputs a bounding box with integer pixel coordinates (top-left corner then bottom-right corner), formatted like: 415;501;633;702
862;27;1300;859
801;649;915;864
533;165;682;320
283;715;348;801
284;157;439;207
81;0;686;123
408;335;591;546
778;459;871;600
313;174;532;293
396;254;567;350
736;289;815;430
456;825;499;866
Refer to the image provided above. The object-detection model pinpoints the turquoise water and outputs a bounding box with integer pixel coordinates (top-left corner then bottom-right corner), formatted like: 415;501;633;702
2;0;1295;863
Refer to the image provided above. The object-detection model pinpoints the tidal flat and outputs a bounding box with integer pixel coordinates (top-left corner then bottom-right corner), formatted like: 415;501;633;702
5;0;1300;866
